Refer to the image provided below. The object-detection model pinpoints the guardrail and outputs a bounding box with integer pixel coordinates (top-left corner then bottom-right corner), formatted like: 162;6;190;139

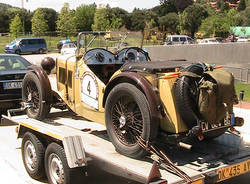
224;66;250;83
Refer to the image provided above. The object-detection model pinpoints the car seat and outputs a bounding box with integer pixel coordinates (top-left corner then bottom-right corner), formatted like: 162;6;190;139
12;62;21;70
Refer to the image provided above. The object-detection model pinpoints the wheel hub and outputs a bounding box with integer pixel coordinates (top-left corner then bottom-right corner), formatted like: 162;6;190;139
27;92;32;102
119;115;126;128
49;154;64;184
25;141;37;171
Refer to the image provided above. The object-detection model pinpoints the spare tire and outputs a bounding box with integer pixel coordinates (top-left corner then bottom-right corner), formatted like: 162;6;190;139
175;63;207;128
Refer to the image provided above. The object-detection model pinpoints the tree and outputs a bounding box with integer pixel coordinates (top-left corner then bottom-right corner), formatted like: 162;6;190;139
158;0;177;16
56;3;77;37
226;8;242;26
159;13;179;33
40;8;57;32
31;8;49;36
238;0;246;11
75;4;96;31
92;6;126;31
175;0;193;12
9;14;22;38
199;14;229;37
92;7;111;31
242;7;250;26
126;9;147;31
217;0;224;9
181;4;208;37
110;7;129;29
0;9;10;32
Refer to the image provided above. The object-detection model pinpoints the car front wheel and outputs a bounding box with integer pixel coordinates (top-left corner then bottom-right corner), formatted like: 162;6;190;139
105;83;158;159
22;72;51;120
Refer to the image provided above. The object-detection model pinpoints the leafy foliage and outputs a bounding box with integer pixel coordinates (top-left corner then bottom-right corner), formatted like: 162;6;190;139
199;9;242;37
242;7;250;26
75;4;96;31
56;3;77;37
92;6;126;31
0;9;10;32
9;14;22;38
92;7;111;31
158;0;177;16
126;9;149;31
238;0;246;11
31;8;49;36
40;8;57;32
181;4;208;37
159;13;179;33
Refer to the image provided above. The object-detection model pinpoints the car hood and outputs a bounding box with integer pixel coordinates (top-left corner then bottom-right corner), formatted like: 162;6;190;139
0;69;32;81
0;69;32;75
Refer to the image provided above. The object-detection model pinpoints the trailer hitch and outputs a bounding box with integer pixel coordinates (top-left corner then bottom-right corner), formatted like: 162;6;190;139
137;137;193;184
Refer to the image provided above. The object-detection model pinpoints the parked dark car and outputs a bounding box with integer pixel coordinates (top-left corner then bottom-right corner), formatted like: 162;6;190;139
0;54;32;114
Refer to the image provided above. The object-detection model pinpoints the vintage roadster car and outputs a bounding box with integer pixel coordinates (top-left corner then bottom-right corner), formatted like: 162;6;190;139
22;32;243;158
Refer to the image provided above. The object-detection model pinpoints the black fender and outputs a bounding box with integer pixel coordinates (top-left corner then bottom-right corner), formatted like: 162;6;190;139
103;72;164;120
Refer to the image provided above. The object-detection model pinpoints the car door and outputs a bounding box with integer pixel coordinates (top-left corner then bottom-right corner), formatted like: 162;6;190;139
73;59;106;125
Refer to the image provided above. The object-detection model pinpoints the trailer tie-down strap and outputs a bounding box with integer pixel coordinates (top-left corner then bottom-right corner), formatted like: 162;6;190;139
137;137;193;184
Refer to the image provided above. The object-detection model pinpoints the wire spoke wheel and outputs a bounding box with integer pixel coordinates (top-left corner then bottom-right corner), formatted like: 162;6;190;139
105;83;158;158
25;80;40;113
22;72;51;120
111;95;143;146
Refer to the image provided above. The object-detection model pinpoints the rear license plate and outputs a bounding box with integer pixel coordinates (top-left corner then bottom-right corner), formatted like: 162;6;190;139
201;116;232;132
217;159;250;182
3;82;22;89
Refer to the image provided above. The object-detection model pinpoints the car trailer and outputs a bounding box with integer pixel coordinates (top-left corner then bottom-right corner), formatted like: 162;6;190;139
1;110;250;184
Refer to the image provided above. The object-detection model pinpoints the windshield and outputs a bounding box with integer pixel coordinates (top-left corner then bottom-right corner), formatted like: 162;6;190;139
77;31;144;54
10;39;20;45
0;55;31;71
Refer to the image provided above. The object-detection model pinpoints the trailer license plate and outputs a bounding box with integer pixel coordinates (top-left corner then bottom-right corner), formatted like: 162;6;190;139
3;82;22;89
217;159;250;182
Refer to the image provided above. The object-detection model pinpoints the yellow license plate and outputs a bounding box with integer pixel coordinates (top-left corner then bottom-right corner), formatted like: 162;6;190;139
217;159;250;182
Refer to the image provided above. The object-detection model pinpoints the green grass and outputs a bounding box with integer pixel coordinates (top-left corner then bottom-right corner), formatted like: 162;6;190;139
235;82;250;102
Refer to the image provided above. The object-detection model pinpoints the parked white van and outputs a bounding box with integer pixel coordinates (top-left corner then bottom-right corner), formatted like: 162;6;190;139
165;35;195;45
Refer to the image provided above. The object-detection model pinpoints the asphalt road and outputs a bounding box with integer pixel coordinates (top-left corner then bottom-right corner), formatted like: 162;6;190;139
22;53;60;66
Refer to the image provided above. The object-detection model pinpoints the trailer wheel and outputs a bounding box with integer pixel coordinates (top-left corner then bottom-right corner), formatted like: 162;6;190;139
45;143;85;184
22;72;51;120
21;132;45;180
105;83;158;159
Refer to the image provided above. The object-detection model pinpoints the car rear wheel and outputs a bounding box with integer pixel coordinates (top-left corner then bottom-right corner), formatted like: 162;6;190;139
38;48;44;54
15;49;21;55
105;83;158;159
22;72;51;120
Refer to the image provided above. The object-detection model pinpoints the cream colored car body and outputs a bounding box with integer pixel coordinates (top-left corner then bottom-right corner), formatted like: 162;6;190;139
56;54;188;134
